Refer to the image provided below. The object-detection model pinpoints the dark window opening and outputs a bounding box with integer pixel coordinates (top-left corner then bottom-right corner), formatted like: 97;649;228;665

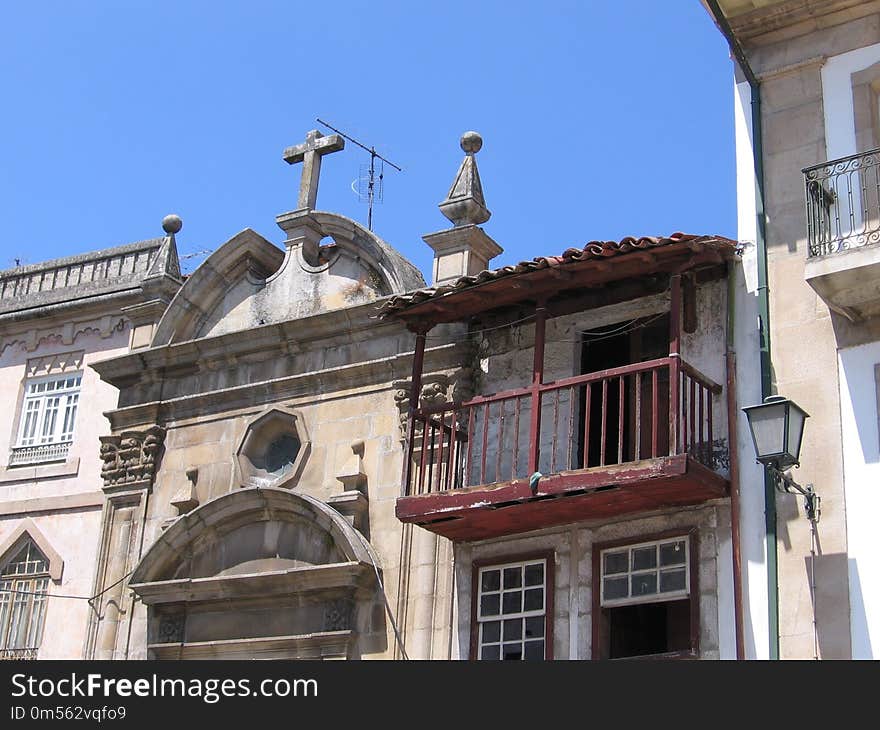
606;599;691;659
576;314;670;468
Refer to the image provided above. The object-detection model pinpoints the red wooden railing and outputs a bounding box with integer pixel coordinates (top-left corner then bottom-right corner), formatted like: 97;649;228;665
404;357;722;497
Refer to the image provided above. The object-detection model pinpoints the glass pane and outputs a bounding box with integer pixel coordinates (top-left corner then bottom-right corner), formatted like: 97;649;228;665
631;547;657;571
787;407;806;464
603;551;628;575
480;594;500;618
660;568;687;593
524;562;544;586
748;404;786;458
503;567;522;589
26;580;48;648
660;540;686;566
20;400;40;445
524;640;544;661
502;591;522;615
502;643;522;660
481;569;500;592
40;397;60;443
61;394;79;439
631;573;658;597
480;644;500;660
523;588;543;612
3;540;48;577
8;593;28;648
525;616;544;639
503;619;522;641
0;581;11;650
481;620;500;644
603;576;628;601
265;434;301;476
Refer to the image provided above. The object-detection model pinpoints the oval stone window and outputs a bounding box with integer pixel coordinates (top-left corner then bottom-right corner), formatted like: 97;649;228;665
264;433;301;477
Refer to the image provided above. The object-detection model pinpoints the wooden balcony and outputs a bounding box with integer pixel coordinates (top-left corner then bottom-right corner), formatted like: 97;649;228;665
396;357;728;541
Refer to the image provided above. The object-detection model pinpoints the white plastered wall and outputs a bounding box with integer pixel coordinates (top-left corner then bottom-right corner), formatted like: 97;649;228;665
732;77;771;660
822;41;880;660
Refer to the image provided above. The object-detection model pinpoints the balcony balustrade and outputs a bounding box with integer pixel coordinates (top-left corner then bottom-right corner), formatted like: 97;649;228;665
803;148;880;321
8;442;71;467
804;148;880;257
398;357;727;540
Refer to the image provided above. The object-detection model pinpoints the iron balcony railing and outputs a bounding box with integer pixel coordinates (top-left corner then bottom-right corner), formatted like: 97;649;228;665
0;647;39;660
804;148;880;257
8;442;71;467
403;357;722;497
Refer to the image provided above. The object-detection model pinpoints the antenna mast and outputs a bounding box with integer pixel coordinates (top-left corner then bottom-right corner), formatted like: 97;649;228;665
316;118;402;231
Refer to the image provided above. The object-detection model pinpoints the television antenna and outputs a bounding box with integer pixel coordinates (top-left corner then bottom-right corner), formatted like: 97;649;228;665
316;118;402;231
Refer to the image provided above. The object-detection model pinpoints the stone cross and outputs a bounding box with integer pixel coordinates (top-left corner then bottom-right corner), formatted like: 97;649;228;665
283;129;345;210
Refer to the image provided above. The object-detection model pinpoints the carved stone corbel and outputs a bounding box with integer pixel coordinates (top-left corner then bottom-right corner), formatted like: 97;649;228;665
99;425;165;490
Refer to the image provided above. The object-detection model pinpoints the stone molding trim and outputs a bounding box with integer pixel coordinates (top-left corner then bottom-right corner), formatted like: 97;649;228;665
26;350;85;378
1;316;127;356
99;425;165;490
0;518;64;581
0;457;80;485
147;630;354;660
0;488;101;516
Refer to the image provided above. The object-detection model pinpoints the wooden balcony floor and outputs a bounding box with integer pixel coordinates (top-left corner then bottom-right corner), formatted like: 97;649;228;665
395;454;729;541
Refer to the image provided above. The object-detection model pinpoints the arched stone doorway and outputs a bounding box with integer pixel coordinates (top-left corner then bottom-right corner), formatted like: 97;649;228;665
129;487;379;659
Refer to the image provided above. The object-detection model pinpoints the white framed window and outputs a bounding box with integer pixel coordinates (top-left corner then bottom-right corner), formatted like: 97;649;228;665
474;555;551;660
593;533;697;659
16;373;82;448
600;536;689;607
0;538;50;660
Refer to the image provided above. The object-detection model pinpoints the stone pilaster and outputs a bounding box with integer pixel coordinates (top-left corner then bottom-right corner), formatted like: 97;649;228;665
85;426;165;659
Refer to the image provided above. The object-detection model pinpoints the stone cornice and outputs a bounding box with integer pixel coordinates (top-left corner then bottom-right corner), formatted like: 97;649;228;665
0;312;128;356
93;299;396;385
131;561;374;605
148;630;353;660
102;339;465;429
722;0;880;46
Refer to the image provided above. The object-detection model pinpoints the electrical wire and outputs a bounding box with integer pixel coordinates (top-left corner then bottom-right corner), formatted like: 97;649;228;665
350;527;409;660
0;569;135;602
423;311;666;346
809;520;819;660
423;312;537;341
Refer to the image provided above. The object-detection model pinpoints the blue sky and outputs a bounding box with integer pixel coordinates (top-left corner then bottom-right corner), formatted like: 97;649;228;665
0;1;735;278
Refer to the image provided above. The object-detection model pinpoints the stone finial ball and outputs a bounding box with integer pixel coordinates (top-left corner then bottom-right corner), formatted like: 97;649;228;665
162;214;183;234
460;131;483;154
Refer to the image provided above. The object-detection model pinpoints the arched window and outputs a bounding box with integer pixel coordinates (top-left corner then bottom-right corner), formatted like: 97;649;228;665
0;538;50;660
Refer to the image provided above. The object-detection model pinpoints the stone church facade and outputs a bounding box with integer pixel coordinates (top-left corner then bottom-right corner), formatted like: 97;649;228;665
1;129;765;660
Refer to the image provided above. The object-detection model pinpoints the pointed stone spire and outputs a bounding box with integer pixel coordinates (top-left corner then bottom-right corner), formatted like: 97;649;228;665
423;132;502;285
125;214;184;350
439;131;491;226
146;214;183;281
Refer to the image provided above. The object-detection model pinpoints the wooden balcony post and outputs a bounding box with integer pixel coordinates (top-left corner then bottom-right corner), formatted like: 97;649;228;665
669;274;682;455
403;326;429;495
528;300;548;477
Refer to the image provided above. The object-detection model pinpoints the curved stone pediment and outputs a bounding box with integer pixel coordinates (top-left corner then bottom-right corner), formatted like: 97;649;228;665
151;228;284;346
130;487;377;591
149;212;424;346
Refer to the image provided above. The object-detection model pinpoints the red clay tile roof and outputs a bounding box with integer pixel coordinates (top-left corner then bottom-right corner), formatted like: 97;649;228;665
378;232;739;317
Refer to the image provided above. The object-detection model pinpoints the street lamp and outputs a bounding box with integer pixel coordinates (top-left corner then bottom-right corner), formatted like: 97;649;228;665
742;395;819;523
